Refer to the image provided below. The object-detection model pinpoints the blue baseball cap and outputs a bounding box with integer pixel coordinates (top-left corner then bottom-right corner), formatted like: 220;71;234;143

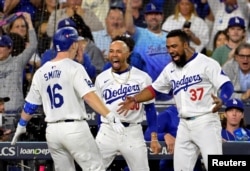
58;18;77;29
144;3;163;14
0;35;13;47
225;98;244;112
227;16;245;29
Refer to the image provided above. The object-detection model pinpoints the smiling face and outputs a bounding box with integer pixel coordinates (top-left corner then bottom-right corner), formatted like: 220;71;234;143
108;40;130;72
227;26;245;43
144;12;163;33
0;46;12;61
105;8;124;34
9;17;27;38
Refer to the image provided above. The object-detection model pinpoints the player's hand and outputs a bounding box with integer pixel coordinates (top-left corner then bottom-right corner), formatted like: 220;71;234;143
117;96;136;116
11;124;26;145
150;140;161;154
211;94;222;113
164;133;175;154
106;112;125;134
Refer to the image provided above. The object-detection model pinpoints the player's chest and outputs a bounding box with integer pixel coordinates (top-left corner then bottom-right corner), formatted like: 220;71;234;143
168;69;209;89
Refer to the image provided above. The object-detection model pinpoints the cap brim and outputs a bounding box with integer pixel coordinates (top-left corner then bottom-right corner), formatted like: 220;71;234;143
145;10;163;14
228;25;245;29
0;97;10;102
0;42;7;47
225;107;244;112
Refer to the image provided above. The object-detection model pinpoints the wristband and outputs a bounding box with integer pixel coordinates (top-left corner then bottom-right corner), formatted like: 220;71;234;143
18;118;28;126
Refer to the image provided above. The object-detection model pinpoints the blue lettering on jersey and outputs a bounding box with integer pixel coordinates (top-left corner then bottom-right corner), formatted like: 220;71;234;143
44;70;61;81
103;84;140;104
146;45;167;56
172;74;202;95
84;79;94;88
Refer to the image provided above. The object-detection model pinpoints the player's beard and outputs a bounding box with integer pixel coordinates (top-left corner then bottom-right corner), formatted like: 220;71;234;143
173;53;187;68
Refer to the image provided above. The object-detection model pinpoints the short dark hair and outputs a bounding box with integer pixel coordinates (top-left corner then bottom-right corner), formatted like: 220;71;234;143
70;13;94;42
112;35;135;52
166;29;190;44
234;42;250;56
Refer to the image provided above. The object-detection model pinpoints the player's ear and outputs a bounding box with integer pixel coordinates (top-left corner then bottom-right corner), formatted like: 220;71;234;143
183;42;188;49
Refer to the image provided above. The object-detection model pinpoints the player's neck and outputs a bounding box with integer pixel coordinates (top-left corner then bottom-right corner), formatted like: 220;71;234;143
112;64;130;73
185;47;195;60
53;52;71;61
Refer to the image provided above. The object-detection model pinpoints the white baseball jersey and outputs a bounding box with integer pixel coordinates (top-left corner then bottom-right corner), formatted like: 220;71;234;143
25;58;95;122
152;53;230;118
95;66;154;123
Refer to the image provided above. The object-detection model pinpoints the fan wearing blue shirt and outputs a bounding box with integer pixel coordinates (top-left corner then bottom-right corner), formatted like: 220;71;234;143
221;98;250;141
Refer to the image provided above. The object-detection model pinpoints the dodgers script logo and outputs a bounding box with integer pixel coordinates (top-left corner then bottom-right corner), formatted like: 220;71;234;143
172;74;202;95
103;84;140;104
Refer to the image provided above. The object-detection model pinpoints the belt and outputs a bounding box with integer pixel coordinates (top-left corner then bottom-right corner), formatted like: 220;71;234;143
182;116;196;120
48;119;85;123
121;122;140;127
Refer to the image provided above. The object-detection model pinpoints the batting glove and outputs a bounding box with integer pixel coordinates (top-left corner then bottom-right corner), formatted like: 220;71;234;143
11;123;26;145
106;112;124;134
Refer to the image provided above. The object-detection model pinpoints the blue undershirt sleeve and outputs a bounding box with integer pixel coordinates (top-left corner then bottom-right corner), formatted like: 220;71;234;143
144;103;158;134
219;81;234;104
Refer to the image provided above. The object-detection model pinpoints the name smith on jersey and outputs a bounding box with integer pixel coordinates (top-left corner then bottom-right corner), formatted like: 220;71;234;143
44;70;62;81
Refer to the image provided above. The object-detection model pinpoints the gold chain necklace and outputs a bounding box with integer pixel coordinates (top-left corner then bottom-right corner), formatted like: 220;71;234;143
111;67;131;84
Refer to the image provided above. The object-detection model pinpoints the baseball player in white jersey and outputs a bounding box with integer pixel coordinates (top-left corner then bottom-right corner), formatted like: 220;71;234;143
118;29;234;171
95;35;161;171
10;27;124;171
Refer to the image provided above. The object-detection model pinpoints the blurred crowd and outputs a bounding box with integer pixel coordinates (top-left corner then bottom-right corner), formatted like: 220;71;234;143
0;0;249;113
0;0;250;170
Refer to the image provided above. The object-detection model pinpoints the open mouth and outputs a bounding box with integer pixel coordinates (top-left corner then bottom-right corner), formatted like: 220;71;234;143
111;59;120;69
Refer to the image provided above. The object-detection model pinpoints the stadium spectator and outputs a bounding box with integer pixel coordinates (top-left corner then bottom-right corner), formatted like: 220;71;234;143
33;0;58;56
212;16;246;66
125;0;172;101
69;13;105;75
0;0;40;20
206;29;228;56
207;0;249;52
92;5;126;61
0;97;11;171
0;12;37;113
82;0;110;28
123;0;147;28
46;0;103;38
222;42;250;101
150;0;178;20
144;105;204;171
162;0;209;53
221;98;250;141
0;97;12;141
3;12;41;97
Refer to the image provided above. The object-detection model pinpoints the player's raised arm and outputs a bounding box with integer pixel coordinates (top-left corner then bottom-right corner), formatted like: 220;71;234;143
83;91;124;134
117;85;156;115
